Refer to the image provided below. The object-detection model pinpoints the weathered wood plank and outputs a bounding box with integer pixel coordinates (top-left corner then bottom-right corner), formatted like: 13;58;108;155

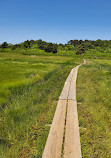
66;68;75;82
68;66;78;100
42;100;67;158
59;68;75;100
59;81;70;100
68;81;76;100
64;100;82;158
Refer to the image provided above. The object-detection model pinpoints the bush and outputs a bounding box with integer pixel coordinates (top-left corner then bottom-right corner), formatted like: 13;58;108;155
0;42;8;48
45;43;58;53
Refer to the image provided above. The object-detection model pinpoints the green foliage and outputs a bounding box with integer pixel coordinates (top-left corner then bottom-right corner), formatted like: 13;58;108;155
23;40;31;48
84;48;111;59
12;44;21;50
0;42;8;48
77;60;111;157
76;44;85;55
37;39;47;50
83;42;94;50
36;40;58;53
44;43;58;53
0;39;111;58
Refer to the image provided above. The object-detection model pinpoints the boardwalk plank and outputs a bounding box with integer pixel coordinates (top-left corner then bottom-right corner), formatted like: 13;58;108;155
68;67;78;100
59;81;70;100
59;68;75;100
42;100;67;158
64;100;82;158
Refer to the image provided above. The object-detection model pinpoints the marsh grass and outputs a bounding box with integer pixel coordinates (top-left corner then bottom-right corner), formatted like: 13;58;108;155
77;59;111;157
0;53;76;106
0;53;82;157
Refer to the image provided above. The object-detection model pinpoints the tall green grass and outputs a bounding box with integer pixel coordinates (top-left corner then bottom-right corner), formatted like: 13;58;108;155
0;55;56;106
0;52;82;157
0;53;78;106
77;59;111;157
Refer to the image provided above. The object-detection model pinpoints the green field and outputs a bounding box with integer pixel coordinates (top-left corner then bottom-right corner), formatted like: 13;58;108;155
0;53;81;157
0;54;56;105
0;51;111;158
0;53;72;106
77;59;111;157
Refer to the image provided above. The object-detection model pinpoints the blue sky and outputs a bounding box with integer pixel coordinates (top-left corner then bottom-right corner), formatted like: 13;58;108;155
0;0;111;44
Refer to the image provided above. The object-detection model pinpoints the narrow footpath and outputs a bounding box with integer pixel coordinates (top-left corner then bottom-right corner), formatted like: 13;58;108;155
42;60;86;158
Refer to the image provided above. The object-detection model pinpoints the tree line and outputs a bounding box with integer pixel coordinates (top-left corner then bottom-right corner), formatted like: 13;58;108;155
0;40;58;53
0;39;111;54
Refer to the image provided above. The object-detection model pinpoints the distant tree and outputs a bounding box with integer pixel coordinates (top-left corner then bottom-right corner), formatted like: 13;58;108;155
92;39;103;47
67;40;79;46
8;43;13;48
58;43;65;50
67;40;74;45
83;42;94;50
45;43;58;53
78;40;84;45
64;44;74;50
30;40;35;44
23;40;31;48
37;39;47;50
73;40;79;46
52;44;58;53
12;44;21;50
59;43;64;47
76;44;85;55
84;39;91;43
0;42;8;48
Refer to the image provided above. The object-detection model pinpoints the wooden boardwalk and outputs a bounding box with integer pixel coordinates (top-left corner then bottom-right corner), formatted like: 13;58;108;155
42;61;85;158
